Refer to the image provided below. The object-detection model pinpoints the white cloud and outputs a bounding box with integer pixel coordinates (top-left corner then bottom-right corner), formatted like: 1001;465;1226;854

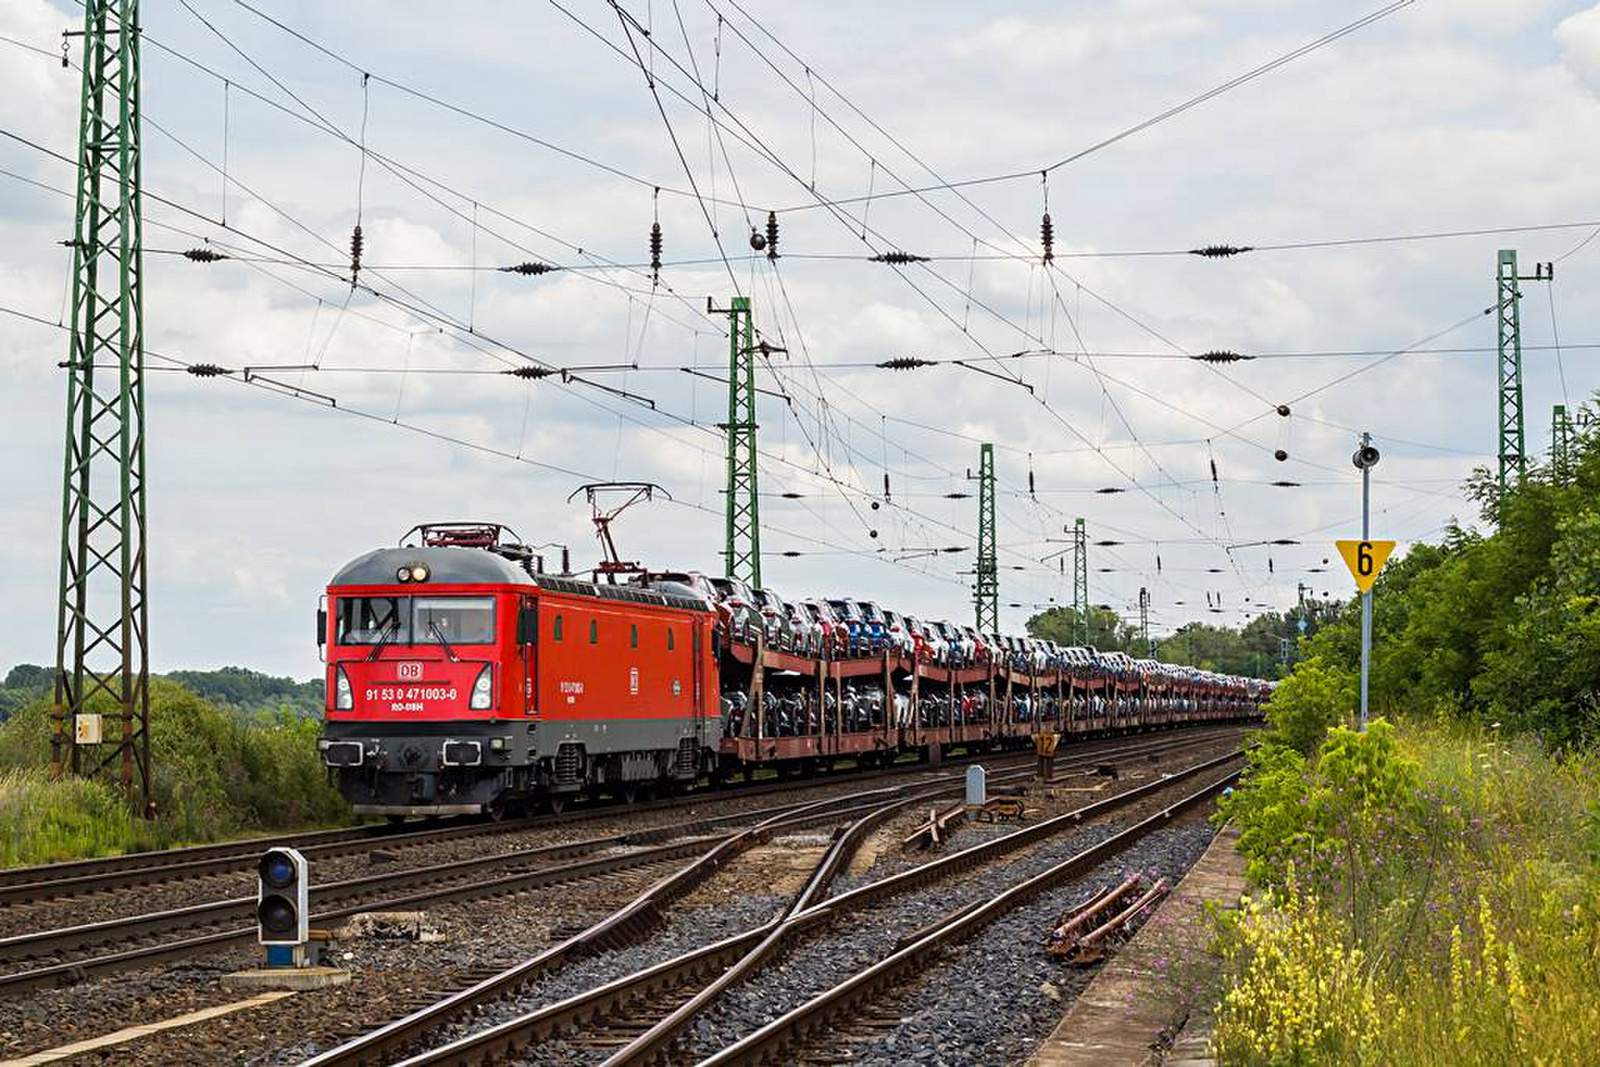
0;1;1593;674
1557;3;1600;94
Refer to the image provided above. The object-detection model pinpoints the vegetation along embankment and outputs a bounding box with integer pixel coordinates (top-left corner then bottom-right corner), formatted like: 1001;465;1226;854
0;666;346;867
1208;414;1600;1064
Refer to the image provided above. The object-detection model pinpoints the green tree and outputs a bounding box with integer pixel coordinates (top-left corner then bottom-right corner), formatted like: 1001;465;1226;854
1025;605;1142;652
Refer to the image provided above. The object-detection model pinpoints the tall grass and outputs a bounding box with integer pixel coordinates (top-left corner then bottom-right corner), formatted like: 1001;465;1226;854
1211;721;1600;1065
0;678;348;867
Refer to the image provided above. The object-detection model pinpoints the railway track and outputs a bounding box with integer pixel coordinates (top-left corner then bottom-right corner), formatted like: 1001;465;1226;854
301;734;1245;1066
695;769;1238;1066
0;746;1052;905
0;726;1242;907
13;736;1196;997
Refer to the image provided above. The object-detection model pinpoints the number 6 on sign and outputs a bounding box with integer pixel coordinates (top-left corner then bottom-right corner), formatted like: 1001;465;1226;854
1336;539;1396;593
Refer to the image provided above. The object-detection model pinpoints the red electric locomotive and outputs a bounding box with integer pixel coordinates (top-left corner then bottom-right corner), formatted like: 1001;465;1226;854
319;524;717;817
319;519;1271;819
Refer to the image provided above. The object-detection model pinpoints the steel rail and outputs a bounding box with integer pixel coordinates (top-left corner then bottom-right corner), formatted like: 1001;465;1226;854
0;745;1049;899
294;774;993;1067
389;747;1244;1067
1;731;1218;963
0;733;1237;1008
299;731;1243;1065
698;768;1243;1066
0;724;1238;903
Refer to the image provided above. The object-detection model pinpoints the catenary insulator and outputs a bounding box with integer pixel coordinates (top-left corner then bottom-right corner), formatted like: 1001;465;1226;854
869;251;930;264
185;363;229;377
183;248;227;262
1188;244;1253;258
878;357;935;370
1191;350;1253;363
649;222;662;282
501;262;557;276
766;211;779;262
1040;212;1054;264
349;224;364;285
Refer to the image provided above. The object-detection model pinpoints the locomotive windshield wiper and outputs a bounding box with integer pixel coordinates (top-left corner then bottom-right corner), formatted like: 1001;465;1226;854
366;616;399;662
427;619;460;662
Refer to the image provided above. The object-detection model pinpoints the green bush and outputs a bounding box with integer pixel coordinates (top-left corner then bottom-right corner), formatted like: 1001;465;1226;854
1212;721;1600;1064
1261;654;1356;756
0;677;347;864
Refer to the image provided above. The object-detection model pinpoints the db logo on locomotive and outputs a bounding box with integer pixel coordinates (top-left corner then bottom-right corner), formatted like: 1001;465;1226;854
396;662;423;681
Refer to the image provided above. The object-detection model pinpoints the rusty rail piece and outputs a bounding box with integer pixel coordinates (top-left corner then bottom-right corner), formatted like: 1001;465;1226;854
900;802;965;851
394;747;1245;1067
1068;878;1171;964
1047;875;1139;957
298;770;1023;1067
698;766;1242;1066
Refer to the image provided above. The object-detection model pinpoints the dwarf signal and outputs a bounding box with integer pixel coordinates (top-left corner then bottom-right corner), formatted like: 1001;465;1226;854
257;848;309;947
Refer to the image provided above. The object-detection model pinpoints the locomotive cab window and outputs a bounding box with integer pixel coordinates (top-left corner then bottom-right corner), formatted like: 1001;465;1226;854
414;596;495;644
337;596;408;645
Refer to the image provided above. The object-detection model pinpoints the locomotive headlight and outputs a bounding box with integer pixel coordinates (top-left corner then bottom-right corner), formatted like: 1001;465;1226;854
396;566;412;582
469;665;493;710
410;565;430;582
334;665;353;710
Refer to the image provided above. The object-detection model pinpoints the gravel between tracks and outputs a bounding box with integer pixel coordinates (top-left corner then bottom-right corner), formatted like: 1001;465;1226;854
652;820;1218;1067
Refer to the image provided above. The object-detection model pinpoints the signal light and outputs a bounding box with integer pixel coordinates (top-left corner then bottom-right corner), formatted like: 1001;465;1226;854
257;848;309;947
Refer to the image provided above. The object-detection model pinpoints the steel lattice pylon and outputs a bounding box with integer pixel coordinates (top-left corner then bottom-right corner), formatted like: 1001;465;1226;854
974;443;997;632
1551;404;1574;481
1072;518;1088;645
52;0;151;812
719;296;760;588
1496;249;1527;499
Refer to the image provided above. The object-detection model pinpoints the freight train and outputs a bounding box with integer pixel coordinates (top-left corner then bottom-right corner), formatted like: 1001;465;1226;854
318;523;1270;818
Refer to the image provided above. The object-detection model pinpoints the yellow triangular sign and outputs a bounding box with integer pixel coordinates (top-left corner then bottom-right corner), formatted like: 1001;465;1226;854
1335;539;1396;593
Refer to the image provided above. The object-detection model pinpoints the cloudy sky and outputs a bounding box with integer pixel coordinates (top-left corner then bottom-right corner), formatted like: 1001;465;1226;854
2;0;1598;679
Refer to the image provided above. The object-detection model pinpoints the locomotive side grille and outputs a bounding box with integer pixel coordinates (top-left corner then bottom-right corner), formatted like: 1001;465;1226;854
555;743;584;785
674;738;697;779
